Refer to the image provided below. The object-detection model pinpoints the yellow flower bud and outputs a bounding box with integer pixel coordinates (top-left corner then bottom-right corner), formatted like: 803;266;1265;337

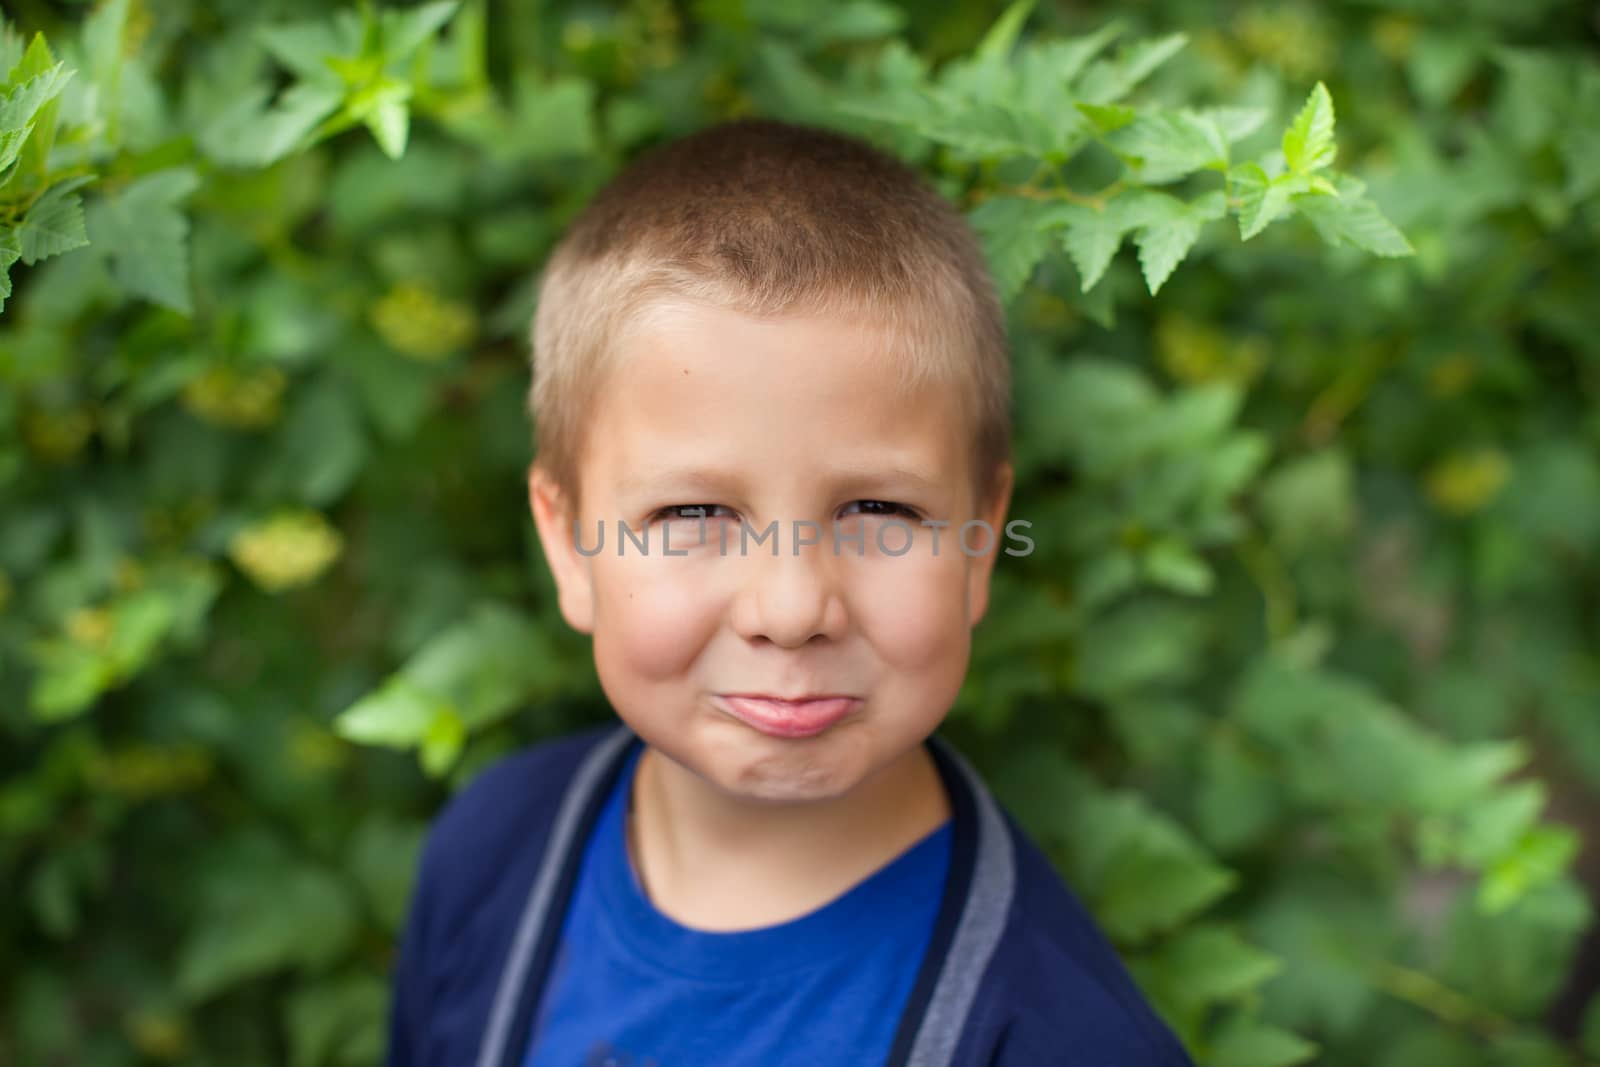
227;510;345;593
1425;450;1511;515
370;282;478;361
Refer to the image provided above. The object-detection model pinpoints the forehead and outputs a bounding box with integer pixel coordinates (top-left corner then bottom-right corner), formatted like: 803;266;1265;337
583;299;971;494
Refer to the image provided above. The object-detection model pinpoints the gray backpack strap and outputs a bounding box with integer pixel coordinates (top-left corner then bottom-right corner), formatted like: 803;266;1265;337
476;724;636;1067
905;738;1018;1067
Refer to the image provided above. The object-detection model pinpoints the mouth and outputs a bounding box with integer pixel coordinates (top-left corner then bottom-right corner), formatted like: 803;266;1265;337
714;694;862;739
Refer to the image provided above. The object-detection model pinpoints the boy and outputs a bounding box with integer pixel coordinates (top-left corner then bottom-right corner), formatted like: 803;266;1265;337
387;117;1195;1067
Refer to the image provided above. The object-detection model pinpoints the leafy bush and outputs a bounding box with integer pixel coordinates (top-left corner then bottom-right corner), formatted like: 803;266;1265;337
2;1;1597;1064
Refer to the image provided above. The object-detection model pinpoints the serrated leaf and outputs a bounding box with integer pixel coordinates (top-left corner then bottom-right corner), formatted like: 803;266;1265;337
1234;163;1294;240
912;90;1082;162
1127;190;1222;295
0;229;20;312
87;167;201;314
1282;81;1336;174
0;57;70;129
1293;174;1413;256
81;0;131;94
1047;21;1126;81
258;15;362;85
1077;101;1135;133
1077;32;1187;104
1134;213;1203;295
362;90;409;158
1204;105;1269;143
1110;109;1229;184
0;125;30;176
256;82;345;165
17;178;91;264
1059;206;1130;292
972;0;1036;65
7;34;62;178
967;195;1073;303
378;0;460;65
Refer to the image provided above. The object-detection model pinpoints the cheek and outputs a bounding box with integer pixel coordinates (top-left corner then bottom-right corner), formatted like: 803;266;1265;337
593;557;723;682
848;551;972;673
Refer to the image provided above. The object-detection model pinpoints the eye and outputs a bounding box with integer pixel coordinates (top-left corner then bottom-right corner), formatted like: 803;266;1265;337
841;500;921;520
651;504;735;522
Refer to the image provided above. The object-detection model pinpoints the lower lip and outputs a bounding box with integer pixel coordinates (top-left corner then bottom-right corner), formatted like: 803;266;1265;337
716;696;861;739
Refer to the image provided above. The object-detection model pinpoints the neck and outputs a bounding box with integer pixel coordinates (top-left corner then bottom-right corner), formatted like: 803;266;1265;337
627;740;951;931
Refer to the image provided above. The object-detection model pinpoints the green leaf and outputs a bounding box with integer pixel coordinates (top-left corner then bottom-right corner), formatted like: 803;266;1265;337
1140;923;1282;1010
86;167;201;314
971;0;1036;66
17;178;91;264
349;816;425;933
378;0;461;66
1233;163;1295;240
894;90;1085;162
1063;783;1238;942
420;706;465;777
1077;32;1188;104
257;14;363;85
1282;81;1336;174
1025;22;1124;89
1144;539;1214;595
1203;105;1269;143
253;379;368;506
509;75;598;161
286;975;387;1067
334;677;448;748
1210;1016;1318;1067
1478;825;1580;914
0;229;19;312
1108;109;1229;184
1258;449;1355;553
176;846;360;1001
967;195;1072;303
1056;198;1154;293
336;602;564;756
1076;101;1135;133
7;33;64;179
1294;174;1414;256
353;78;411;158
0;55;71;131
204;81;344;167
1128;192;1222;295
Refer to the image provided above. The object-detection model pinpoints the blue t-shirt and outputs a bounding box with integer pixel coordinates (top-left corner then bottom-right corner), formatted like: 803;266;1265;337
524;743;953;1067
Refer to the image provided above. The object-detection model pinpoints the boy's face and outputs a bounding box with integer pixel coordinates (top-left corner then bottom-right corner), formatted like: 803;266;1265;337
529;299;1011;806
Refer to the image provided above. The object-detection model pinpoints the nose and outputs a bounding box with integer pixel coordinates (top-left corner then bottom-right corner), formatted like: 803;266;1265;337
728;525;849;648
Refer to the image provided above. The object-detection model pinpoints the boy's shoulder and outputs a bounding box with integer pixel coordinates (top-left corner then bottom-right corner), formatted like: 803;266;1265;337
414;723;616;916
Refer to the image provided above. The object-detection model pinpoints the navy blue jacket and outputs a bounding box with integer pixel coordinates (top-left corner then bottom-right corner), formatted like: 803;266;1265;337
387;722;1196;1066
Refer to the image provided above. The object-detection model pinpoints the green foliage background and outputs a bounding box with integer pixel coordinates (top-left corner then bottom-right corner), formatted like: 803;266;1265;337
2;0;1598;1064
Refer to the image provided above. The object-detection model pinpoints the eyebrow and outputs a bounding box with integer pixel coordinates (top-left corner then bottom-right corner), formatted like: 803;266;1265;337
614;463;947;500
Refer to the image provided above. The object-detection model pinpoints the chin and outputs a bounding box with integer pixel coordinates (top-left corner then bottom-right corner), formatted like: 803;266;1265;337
688;730;875;805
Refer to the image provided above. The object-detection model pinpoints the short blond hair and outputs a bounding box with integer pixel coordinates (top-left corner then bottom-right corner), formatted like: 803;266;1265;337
527;117;1010;516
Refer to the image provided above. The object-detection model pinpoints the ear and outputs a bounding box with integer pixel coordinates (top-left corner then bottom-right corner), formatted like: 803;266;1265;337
528;463;596;635
966;461;1014;628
